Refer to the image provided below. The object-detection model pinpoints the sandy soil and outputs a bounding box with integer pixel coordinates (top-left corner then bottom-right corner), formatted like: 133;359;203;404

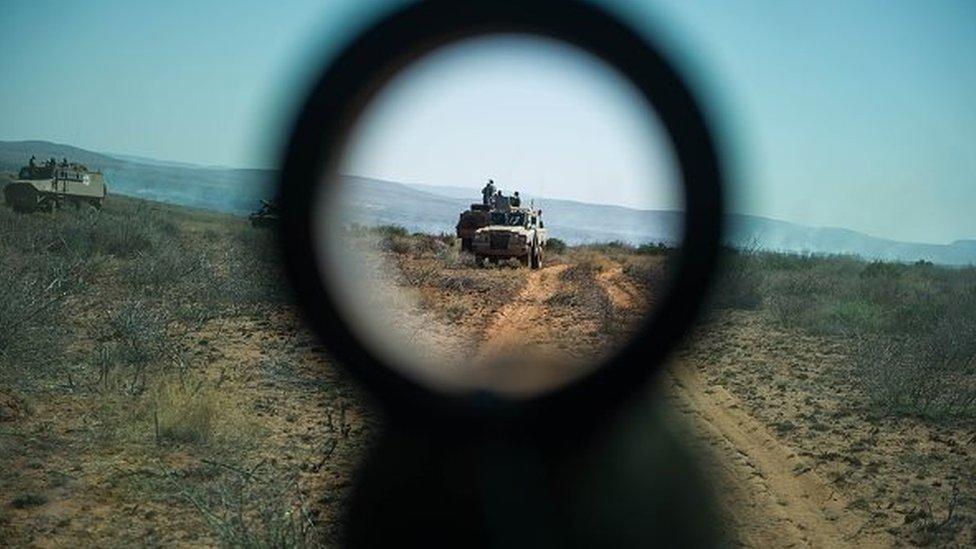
674;312;976;546
394;248;974;546
0;307;374;547
4;225;973;546
667;363;892;547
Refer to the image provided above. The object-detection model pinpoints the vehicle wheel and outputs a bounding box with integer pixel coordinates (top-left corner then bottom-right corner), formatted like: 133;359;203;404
475;255;486;268
461;238;472;251
530;245;541;269
520;253;530;267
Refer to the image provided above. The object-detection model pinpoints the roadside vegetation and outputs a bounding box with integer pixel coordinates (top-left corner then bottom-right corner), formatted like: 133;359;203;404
367;225;976;422
707;249;976;420
699;249;976;547
3;203;974;546
0;196;368;546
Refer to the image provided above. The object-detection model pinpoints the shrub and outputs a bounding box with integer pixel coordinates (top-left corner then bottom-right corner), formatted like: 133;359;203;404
11;493;48;509
374;224;409;238
153;380;218;444
719;248;976;421
855;333;976;419
547;238;568;254
150;377;252;445
124;242;210;287
92;301;169;394
383;234;414;255
0;250;75;387
708;251;763;311
636;242;671;256
178;463;319;548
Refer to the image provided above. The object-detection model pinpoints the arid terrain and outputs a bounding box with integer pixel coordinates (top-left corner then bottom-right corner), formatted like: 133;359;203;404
1;197;974;546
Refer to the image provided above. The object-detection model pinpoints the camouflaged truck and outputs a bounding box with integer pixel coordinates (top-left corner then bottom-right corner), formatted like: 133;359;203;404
469;205;547;269
3;158;107;212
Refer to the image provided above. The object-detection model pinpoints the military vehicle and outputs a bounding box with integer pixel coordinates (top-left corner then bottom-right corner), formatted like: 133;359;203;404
456;203;493;251
249;199;280;228
469;205;547;269
3;157;107;212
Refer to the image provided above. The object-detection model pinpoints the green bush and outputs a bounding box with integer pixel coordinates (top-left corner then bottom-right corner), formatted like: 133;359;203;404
636;242;671;256
710;247;976;420
547;238;568;254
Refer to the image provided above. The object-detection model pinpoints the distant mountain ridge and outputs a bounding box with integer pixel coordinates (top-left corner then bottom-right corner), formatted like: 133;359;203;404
1;140;974;265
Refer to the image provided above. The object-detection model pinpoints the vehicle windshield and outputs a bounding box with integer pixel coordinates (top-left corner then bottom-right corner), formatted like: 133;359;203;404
489;212;526;226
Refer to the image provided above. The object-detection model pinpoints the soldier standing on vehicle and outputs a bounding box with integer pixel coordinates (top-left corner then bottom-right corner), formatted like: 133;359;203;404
493;190;505;209
511;191;521;207
28;155;36;175
482;179;496;205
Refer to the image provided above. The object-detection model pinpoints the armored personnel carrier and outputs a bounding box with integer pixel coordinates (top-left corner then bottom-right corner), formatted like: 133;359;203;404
3;157;107;212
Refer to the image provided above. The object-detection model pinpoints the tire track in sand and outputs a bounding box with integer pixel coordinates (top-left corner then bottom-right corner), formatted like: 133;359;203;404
469;258;889;547
595;262;641;310
595;259;891;546
469;263;600;394
477;264;568;355
667;364;893;547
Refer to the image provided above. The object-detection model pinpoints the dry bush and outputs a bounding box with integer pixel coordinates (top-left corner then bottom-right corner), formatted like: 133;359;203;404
177;462;320;548
124;241;211;287
724;248;976;421
431;271;492;293
855;311;976;418
150;376;254;446
620;255;668;301
152;379;219;444
186;229;291;311
561;249;609;281
0;252;80;389
707;250;763;311
382;234;414;255
53;201;177;259
442;296;471;322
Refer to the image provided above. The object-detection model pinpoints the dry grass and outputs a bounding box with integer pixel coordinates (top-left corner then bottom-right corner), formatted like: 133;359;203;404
0;195;361;547
151;377;241;445
708;249;976;420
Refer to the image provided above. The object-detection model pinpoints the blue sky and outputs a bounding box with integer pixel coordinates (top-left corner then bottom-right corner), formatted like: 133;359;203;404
339;35;683;212
0;1;974;243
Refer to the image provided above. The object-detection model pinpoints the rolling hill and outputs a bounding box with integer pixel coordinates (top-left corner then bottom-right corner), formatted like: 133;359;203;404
2;140;974;265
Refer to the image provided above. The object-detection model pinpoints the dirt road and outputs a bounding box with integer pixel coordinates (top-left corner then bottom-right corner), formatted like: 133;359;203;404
463;257;894;546
466;263;600;394
476;263;570;360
